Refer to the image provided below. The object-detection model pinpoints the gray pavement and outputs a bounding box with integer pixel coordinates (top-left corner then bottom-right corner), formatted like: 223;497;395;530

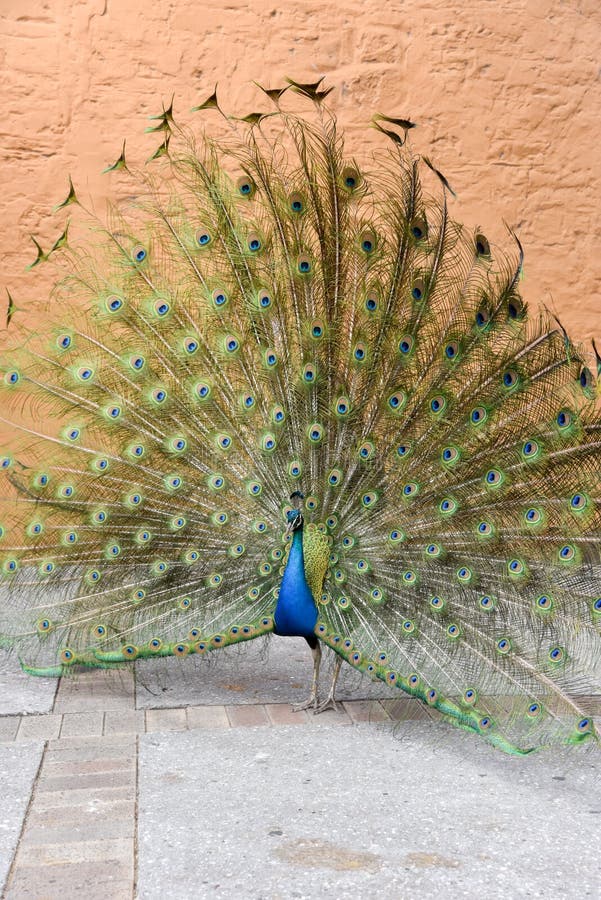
0;638;599;899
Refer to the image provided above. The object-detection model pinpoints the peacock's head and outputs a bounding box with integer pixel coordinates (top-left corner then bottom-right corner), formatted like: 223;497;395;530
284;490;304;537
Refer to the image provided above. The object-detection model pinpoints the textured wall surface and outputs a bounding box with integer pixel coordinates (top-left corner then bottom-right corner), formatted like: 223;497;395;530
1;0;600;343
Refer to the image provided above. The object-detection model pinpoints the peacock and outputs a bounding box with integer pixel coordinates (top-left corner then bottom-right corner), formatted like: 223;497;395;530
1;78;600;755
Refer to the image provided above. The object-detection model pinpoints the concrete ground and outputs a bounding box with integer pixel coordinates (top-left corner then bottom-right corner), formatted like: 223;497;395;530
0;636;599;899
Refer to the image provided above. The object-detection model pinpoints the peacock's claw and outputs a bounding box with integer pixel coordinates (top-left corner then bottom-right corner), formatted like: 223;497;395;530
292;696;319;712
313;696;340;715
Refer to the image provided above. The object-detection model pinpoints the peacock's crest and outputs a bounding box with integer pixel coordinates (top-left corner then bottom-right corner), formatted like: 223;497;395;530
0;83;600;754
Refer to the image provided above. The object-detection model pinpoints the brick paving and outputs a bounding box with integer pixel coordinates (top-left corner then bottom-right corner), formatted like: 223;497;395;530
0;675;396;899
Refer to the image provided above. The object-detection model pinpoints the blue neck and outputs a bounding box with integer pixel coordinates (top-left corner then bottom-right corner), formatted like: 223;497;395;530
274;528;318;638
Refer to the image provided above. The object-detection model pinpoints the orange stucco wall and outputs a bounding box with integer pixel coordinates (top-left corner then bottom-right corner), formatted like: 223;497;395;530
1;0;600;344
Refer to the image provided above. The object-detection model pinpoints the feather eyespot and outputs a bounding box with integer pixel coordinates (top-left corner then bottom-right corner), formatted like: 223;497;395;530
456;566;473;583
328;469;343;486
307;423;323;443
236;175;255;197
388;391;406;411
297;254;312;274
302;363;317;383
288;192;305;213
257;289;272;309
441;446;460;464
365;292;378;312
485;469;503;487
570;492;588;512
470;406;487;425
57;333;72;350
358;441;375;460
106;295;123;313
212;289;228;308
556;409;573;430
196;228;211;247
261;433;277;452
208;473;225;491
132;245;147;263
579;367;593;391
75;366;94;382
522;439;540;459
410;216;427;240
524;507;542;525
151;388;167;404
398;335;414;355
153;299;170;317
475;233;490;257
341;167;361;191
353;342;367;361
360;230;376;253
411;279;425;301
558;544;576;562
502;369;519;389
475;304;491;328
444;341;459;360
247;232;262;252
430;595;445;609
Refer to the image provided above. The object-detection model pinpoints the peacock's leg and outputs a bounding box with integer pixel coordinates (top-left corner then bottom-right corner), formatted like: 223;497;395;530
292;636;322;712
313;653;343;714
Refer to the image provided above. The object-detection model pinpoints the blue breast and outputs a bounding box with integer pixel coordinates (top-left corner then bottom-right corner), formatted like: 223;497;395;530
274;529;318;638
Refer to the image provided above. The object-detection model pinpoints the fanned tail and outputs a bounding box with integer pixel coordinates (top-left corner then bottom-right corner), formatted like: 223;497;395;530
1;89;599;752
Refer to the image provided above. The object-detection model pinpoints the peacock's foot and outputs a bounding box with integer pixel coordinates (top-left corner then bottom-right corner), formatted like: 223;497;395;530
313;696;340;715
292;695;319;712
